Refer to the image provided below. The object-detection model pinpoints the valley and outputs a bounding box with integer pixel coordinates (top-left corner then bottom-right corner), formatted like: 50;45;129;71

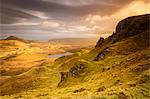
0;37;97;76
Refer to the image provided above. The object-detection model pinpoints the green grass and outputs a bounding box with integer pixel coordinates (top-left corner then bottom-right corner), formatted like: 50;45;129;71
0;31;149;99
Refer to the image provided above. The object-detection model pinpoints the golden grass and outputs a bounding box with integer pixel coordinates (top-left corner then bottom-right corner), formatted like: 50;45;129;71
0;31;149;98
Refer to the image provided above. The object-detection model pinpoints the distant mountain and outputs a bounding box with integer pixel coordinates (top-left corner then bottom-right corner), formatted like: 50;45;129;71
5;36;27;43
49;38;98;46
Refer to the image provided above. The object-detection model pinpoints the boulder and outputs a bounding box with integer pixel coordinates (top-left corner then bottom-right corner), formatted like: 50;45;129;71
93;52;105;61
58;64;84;86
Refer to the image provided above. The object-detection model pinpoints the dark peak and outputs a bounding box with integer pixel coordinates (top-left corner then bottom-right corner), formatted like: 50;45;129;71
5;36;27;43
95;37;104;48
5;36;19;39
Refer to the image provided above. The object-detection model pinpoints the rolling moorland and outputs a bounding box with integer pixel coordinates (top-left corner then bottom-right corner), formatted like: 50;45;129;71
0;14;150;99
0;37;97;76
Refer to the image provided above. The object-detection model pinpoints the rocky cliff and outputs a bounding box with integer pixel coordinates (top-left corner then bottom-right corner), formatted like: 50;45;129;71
95;14;150;47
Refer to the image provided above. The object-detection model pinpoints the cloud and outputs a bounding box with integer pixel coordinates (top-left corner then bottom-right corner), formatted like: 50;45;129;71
112;0;150;19
1;0;149;40
1;8;41;24
80;0;150;37
0;22;39;26
85;15;110;24
42;0;132;6
1;0;133;23
41;20;60;28
1;19;60;31
24;10;49;19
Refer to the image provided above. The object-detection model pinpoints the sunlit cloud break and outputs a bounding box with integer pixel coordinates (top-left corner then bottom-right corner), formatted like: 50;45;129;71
1;0;149;40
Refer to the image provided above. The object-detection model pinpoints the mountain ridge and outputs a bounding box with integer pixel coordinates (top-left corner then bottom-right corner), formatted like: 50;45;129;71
95;14;149;48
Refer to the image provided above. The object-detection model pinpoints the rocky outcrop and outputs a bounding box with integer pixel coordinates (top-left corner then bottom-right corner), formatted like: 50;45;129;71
94;14;150;61
58;64;84;86
113;14;149;43
95;14;150;47
73;88;86;93
93;52;105;61
93;47;110;61
95;37;104;48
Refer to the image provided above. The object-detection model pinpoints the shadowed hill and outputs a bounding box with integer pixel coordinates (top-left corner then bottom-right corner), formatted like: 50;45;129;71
5;36;28;43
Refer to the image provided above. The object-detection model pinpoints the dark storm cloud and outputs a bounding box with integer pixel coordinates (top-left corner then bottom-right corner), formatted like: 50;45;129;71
1;8;41;24
1;0;133;24
1;0;148;40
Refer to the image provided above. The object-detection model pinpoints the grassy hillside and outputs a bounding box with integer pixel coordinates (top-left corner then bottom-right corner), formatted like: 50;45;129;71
0;14;149;99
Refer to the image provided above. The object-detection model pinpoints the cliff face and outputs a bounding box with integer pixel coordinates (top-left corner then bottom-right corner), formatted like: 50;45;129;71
114;14;149;42
94;14;149;61
95;37;104;48
95;14;150;47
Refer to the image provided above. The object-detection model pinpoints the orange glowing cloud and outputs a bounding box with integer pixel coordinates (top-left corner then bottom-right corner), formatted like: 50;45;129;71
81;0;150;38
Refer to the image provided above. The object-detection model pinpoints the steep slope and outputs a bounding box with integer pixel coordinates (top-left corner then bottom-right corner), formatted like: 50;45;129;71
54;30;149;98
54;14;150;98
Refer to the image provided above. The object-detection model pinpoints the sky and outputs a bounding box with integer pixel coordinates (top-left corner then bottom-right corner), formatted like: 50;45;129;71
0;0;150;40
